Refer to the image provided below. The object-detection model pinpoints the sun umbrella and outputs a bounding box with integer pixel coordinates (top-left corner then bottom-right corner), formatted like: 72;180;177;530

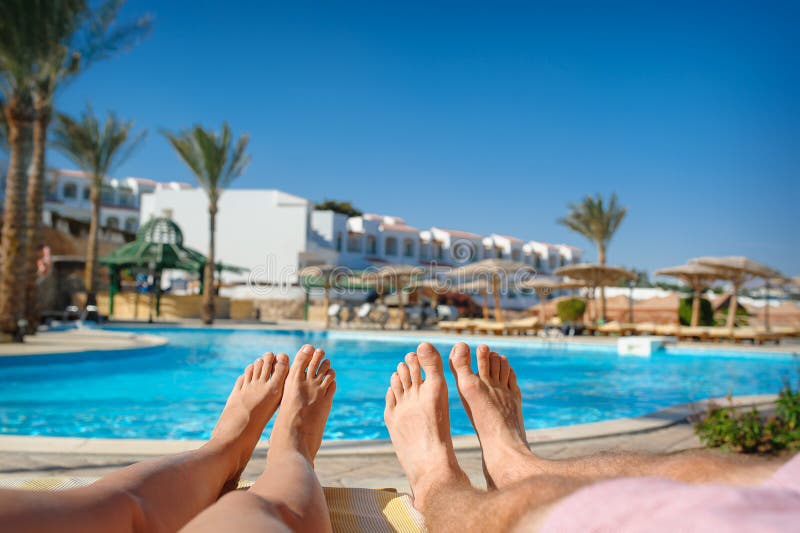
654;264;724;327
363;265;427;329
690;256;782;330
451;259;535;322
554;263;636;323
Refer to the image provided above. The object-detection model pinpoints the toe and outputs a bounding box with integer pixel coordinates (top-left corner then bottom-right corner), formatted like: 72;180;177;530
489;352;501;382
476;344;491;379
499;355;510;386
321;368;336;389
449;342;474;381
316;359;331;379
244;363;255;383
385;387;396;410
252;359;265;382
416;342;444;381
291;344;315;377
397;362;412;391
273;353;290;381
259;352;275;381
405;352;422;386
232;374;244;391
309;348;326;378
390;372;404;398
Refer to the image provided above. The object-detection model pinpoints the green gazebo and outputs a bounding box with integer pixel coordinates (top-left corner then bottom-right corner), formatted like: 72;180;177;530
100;217;211;316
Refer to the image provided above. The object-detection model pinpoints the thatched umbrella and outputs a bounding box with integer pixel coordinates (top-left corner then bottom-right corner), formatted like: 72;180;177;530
407;277;454;308
554;263;636;322
519;277;585;323
299;264;347;328
364;264;426;329
654;264;723;327
690;256;782;330
451;259;534;322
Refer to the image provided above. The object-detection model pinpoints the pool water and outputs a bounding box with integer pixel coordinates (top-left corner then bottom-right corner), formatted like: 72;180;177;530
0;327;797;441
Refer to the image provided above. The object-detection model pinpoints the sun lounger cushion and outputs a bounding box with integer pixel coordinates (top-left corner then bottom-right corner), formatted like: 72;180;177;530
0;477;426;533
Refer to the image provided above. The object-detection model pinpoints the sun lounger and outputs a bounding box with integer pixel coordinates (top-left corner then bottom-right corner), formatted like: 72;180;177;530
676;326;711;341
596;321;637;336
438;318;477;334
653;324;679;336
0;477;425;533
634;322;657;335
732;328;783;345
504;316;542;335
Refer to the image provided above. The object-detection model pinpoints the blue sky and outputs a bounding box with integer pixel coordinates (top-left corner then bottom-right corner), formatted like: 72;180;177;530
51;0;800;275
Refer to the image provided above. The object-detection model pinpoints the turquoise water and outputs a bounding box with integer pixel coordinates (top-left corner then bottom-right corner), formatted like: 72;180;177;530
0;327;797;441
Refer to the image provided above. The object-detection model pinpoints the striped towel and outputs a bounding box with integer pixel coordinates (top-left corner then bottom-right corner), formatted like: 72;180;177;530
0;477;425;532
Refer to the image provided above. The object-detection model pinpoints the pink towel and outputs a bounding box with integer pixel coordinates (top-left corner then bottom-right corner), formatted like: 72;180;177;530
541;453;800;532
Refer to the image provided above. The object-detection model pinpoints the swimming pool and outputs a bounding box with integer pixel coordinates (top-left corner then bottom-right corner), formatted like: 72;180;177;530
0;327;797;441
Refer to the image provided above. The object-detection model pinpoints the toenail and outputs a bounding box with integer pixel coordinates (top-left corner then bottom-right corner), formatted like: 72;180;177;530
302;345;314;353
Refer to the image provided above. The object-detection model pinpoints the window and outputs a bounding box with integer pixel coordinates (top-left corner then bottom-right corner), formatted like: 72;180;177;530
83;187;90;200
124;217;138;232
101;184;115;204
534;254;542;270
335;232;343;252
118;186;134;207
347;233;362;253
63;182;78;199
483;245;493;259
384;237;398;256
366;235;377;254
106;216;120;229
402;238;415;257
419;241;430;260
548;255;558;271
433;242;443;261
560;255;566;267
511;249;522;261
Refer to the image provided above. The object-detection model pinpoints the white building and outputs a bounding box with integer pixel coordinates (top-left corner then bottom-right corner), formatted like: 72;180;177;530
139;187;583;295
43;169;191;232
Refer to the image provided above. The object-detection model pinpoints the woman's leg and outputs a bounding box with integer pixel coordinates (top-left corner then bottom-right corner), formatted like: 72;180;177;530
0;350;291;533
183;345;336;533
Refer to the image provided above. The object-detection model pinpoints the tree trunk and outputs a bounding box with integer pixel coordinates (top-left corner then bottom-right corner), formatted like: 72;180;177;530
691;287;701;327
492;275;504;322
202;203;217;324
84;178;102;295
597;245;607;322
0;96;34;337
726;280;739;330
24;104;51;333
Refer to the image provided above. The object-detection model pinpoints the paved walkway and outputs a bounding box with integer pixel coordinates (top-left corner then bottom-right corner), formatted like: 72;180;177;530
0;329;166;357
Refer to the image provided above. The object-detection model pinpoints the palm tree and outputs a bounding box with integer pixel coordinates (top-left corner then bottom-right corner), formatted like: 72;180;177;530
163;123;250;324
23;0;150;332
51;106;145;298
0;0;39;337
0;0;150;337
558;193;627;322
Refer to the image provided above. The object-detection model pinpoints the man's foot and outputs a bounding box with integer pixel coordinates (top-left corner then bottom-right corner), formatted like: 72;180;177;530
449;343;544;489
384;342;469;511
208;351;290;489
267;345;336;465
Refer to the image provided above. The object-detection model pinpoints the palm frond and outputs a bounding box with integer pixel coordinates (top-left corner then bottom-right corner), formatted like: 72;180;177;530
557;192;627;256
162;123;250;203
51;104;146;183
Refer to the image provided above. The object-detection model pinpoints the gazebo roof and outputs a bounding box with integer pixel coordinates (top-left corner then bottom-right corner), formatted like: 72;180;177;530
100;217;207;272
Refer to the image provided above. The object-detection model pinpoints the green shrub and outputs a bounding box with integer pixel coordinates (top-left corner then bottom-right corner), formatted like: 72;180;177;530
678;297;714;326
557;298;586;322
695;382;800;454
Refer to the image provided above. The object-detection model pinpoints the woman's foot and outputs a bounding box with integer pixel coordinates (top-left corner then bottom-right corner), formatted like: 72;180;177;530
267;344;336;465
449;343;544;489
384;342;469;511
208;351;290;488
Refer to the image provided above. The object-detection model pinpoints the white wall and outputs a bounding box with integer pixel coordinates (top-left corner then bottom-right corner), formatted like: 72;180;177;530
140;189;310;283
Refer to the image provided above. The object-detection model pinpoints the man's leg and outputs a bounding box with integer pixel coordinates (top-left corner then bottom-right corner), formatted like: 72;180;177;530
448;342;783;489
183;346;336;533
0;349;292;533
384;342;597;532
